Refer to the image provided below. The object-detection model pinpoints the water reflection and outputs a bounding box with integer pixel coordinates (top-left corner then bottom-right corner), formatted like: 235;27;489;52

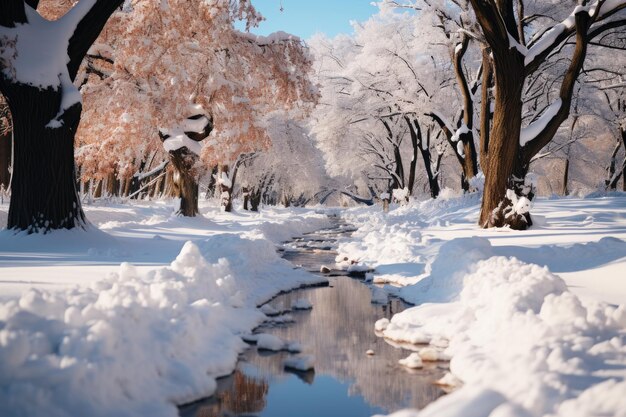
180;224;445;417
192;371;268;417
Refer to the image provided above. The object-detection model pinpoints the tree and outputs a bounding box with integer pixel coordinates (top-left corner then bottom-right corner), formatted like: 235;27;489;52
238;111;330;209
468;0;626;229
75;0;317;215
386;0;482;191
310;9;451;200
0;0;123;232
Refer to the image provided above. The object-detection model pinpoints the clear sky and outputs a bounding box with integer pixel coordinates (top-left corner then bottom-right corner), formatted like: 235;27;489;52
241;0;378;40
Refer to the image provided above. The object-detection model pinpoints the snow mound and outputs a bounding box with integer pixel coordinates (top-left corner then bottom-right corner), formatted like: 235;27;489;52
398;353;423;369
0;241;263;416
380;256;626;417
256;334;286;351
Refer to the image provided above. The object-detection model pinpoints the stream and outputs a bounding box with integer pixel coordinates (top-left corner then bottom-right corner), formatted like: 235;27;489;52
179;218;446;417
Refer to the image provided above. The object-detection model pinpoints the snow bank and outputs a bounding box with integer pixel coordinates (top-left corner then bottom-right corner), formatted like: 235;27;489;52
379;256;626;417
0;241;260;416
0;202;331;417
340;195;626;417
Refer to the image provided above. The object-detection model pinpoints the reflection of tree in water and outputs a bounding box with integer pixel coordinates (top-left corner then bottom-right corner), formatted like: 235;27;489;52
256;276;445;412
186;227;445;417
196;371;268;417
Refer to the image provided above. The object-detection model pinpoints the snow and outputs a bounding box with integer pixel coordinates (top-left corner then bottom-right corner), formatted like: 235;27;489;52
0;200;331;416
520;100;562;147
283;355;315;371
339;193;626;417
255;333;286;351
451;124;469;143
392;187;410;202
240;30;301;45
398;352;423;369
216;171;232;188
291;298;313;310
0;2;97;127
162;131;203;156
507;32;528;56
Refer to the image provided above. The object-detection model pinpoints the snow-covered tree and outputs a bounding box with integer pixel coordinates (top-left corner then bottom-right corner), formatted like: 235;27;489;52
238;111;329;210
310;7;451;200
74;0;317;214
0;0;123;232
466;0;626;229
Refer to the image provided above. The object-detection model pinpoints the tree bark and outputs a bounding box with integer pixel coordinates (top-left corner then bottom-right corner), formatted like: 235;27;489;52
0;131;10;190
477;47;526;227
169;149;199;217
4;85;85;231
243;186;250;210
622;127;626;192
452;35;479;190
562;157;570;196
219;165;233;212
479;48;493;175
250;187;262;212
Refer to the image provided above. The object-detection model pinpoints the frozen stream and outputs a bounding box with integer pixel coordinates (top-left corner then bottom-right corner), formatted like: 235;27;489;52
179;218;445;417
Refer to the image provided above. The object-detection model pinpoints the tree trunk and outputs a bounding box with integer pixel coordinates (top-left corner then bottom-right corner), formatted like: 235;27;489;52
562;157;570;196
622;127;626;192
453;35;479;191
478;49;525;227
243;186;250;210
0;130;10;190
419;145;440;199
479;48;493;175
219;165;233;212
250;187;262;212
169;149;199;217
205;165;218;200
6;85;85;232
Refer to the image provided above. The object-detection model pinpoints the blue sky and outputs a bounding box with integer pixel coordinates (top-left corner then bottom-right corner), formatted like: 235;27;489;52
241;0;378;40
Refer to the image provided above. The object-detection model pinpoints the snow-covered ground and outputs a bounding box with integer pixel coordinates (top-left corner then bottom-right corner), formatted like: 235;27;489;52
0;200;330;417
338;193;626;417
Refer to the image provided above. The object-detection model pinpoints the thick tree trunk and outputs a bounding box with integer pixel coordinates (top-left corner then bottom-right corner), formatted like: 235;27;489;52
0;130;10;190
5;84;85;232
169;149;199;217
478;49;525;227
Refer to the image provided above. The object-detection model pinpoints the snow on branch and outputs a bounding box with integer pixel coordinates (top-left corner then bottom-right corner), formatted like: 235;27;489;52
520;99;562;147
525;0;626;70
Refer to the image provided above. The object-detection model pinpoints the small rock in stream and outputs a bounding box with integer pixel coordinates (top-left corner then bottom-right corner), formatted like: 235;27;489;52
320;265;331;273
